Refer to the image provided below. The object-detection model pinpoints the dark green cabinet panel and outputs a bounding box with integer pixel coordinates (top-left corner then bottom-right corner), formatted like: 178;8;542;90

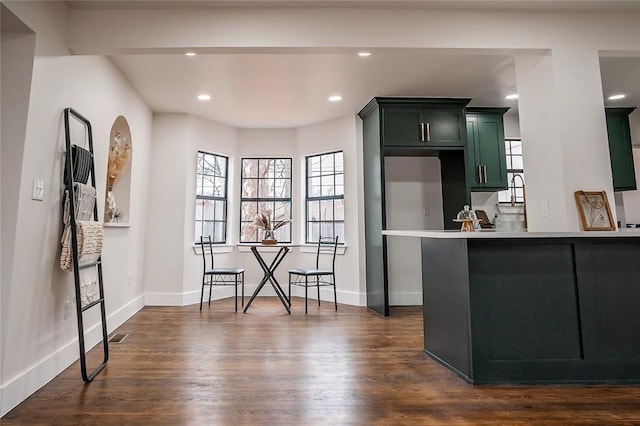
358;97;471;316
605;107;637;192
382;102;467;148
465;108;509;191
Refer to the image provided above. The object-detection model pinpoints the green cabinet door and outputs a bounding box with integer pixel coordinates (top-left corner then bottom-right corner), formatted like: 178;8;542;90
466;108;509;191
382;105;465;147
605;108;637;192
382;106;423;146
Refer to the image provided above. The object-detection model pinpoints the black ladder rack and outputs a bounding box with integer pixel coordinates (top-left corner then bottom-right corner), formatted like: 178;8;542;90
63;107;109;382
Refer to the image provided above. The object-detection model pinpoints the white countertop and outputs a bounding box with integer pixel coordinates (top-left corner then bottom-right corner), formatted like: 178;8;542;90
382;229;640;239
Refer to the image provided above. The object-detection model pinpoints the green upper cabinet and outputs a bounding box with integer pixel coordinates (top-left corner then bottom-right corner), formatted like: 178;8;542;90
465;107;510;191
380;98;471;148
605;107;637;192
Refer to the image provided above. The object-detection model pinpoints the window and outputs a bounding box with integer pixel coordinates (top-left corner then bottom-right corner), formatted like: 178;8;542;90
306;151;344;243
240;158;292;243
498;138;525;203
195;151;228;244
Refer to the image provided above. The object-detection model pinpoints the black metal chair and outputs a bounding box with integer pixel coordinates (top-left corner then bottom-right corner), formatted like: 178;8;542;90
200;235;245;311
288;236;338;314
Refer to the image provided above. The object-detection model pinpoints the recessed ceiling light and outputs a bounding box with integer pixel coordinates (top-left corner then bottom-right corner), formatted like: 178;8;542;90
197;94;211;101
608;94;626;100
185;52;197;57
505;94;519;100
358;51;371;57
328;95;343;102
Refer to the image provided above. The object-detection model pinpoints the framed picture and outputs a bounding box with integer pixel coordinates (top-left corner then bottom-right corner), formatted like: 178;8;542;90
574;190;616;231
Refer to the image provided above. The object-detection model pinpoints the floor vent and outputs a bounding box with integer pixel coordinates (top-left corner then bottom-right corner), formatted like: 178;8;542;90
108;333;129;343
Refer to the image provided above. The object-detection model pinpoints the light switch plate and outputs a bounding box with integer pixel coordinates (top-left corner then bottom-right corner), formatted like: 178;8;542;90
32;178;45;201
541;199;549;217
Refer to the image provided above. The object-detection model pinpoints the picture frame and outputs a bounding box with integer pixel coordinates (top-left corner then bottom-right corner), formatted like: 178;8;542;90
574;190;616;231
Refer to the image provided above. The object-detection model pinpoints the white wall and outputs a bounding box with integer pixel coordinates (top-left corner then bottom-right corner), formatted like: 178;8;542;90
622;110;640;224
385;157;443;306
296;116;363;306
1;2;152;416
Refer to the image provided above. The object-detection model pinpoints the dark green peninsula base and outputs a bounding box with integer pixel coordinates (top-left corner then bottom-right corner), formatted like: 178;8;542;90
384;230;640;385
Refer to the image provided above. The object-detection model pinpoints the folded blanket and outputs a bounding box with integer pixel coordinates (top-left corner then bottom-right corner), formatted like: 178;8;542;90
63;145;92;185
63;183;96;224
60;220;103;271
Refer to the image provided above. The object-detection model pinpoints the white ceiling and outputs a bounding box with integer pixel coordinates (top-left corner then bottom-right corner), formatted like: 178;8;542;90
98;1;640;129
110;51;640;128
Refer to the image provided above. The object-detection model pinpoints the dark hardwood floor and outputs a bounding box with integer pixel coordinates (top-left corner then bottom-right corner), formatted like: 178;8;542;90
4;298;640;425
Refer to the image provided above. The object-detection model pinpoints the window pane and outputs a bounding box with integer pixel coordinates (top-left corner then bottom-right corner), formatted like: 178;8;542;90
308;156;321;177
195;200;205;220
321;154;333;172
202;175;214;196
274;178;291;198
307;200;320;221
274;158;291;178
241;222;258;243
334;222;345;244
307;222;320;243
243;159;258;178
510;141;522;155
213;222;225;243
258;178;274;198
334;199;345;221
214;200;226;221
273;224;291;243
241;201;258;222
321;175;335;196
309;177;321;197
215;156;226;177
511;155;523;170
335;152;344;173
335;174;344;196
259;159;273;177
202;221;214;239
273;201;291;222
213;177;226;197
320;221;334;239
202;199;215;221
242;178;258;198
320;200;334;221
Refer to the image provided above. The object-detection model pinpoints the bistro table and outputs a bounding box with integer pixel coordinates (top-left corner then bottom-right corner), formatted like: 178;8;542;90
242;244;294;313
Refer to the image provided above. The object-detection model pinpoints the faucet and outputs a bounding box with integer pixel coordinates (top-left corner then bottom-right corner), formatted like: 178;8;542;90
510;173;528;229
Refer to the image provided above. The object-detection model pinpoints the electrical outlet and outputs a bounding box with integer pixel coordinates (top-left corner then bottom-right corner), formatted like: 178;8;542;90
424;207;431;216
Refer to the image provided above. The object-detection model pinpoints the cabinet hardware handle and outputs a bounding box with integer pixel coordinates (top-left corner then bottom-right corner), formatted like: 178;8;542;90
420;123;425;142
483;165;488;183
478;165;482;183
426;122;431;141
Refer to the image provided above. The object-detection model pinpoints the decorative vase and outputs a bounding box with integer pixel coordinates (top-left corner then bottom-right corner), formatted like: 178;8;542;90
262;229;277;245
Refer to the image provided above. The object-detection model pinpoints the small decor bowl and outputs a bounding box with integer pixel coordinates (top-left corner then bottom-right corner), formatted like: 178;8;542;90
261;239;277;245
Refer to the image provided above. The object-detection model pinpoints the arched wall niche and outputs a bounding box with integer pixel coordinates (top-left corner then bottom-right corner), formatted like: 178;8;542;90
104;115;132;225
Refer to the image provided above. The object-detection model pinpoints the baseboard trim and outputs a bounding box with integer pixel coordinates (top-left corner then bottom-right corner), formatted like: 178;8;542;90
0;294;144;417
389;291;423;306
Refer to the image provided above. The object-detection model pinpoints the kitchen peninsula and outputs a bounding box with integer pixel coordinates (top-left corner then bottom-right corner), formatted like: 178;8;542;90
383;229;640;385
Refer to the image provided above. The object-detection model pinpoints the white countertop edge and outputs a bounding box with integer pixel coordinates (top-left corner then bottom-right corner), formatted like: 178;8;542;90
382;229;640;239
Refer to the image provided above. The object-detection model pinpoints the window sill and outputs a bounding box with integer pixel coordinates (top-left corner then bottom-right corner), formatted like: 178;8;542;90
298;244;348;255
192;244;234;255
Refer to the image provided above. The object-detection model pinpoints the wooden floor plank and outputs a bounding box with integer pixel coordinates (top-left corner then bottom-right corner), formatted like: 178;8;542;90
3;298;640;425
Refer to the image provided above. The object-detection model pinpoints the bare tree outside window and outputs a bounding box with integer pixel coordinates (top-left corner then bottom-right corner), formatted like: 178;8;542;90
195;151;228;243
306;151;344;244
240;158;292;243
